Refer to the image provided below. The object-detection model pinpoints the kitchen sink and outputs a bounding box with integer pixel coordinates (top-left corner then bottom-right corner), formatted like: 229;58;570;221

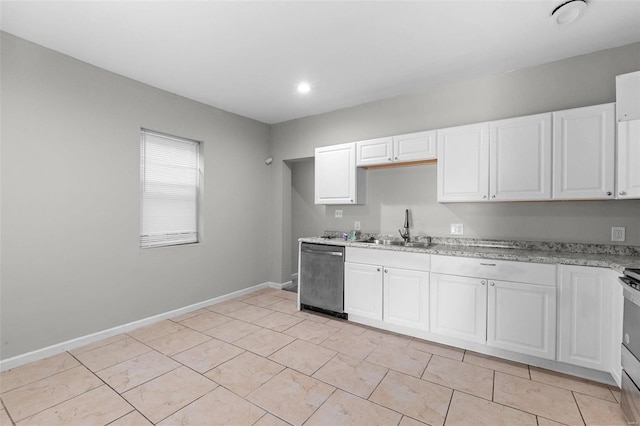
403;241;430;248
355;238;431;248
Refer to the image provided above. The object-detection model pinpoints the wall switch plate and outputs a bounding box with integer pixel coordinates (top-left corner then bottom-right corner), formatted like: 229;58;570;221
354;221;361;230
612;226;626;242
450;224;464;235
335;209;343;218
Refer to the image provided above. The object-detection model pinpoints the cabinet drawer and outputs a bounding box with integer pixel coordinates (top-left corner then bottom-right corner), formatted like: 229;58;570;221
431;255;556;286
346;247;430;271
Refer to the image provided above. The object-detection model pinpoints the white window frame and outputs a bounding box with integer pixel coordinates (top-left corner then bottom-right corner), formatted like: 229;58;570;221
139;128;202;249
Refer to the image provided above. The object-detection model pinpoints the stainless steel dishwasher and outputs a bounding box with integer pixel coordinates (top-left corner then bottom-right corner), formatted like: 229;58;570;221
299;242;346;319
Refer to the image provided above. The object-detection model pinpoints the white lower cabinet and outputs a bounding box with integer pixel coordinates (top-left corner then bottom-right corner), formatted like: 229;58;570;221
344;247;430;327
342;250;622;379
430;273;487;343
487;280;556;360
344;262;383;321
430;255;557;360
384;267;429;329
558;265;614;372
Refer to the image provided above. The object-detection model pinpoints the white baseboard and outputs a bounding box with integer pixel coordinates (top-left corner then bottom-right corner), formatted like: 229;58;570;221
0;282;270;372
266;281;287;290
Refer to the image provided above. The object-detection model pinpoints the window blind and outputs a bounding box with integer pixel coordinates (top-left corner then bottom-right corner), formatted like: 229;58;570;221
140;129;200;248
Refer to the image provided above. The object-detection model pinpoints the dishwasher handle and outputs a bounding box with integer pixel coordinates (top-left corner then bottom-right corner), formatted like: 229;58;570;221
301;247;343;256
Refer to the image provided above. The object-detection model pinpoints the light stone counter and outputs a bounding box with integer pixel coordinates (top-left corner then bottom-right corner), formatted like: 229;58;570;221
299;236;640;273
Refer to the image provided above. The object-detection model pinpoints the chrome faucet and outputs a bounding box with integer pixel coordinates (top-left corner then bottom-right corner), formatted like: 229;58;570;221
398;209;410;243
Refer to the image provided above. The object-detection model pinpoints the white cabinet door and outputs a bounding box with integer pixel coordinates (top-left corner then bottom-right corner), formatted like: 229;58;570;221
611;269;624;385
616;71;640;122
558;265;612;371
553;104;615;200
356;137;394;167
393;130;437;163
617;119;640;199
490;113;552;201
315;143;360;204
384;267;429;330
437;123;490;202
430;273;487;343
487;280;556;360
344;262;383;321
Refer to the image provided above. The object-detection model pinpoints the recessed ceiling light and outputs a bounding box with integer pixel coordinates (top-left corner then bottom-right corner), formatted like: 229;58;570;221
551;0;587;25
297;82;311;94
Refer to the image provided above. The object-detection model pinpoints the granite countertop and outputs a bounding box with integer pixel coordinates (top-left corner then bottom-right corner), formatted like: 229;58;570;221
299;236;640;273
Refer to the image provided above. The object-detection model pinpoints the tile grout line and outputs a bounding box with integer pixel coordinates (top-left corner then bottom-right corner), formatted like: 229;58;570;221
492;369;496;402
527;371;620;403
66;350;145;422
300;386;339;425
442;387;456;425
366;368;391;401
492;370;579;425
0;398;16;426
572;390;588;426
12;353;132;425
0;354;81;394
1;363;105;423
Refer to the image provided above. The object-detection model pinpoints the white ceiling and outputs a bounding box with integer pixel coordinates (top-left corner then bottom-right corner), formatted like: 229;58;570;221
1;1;639;124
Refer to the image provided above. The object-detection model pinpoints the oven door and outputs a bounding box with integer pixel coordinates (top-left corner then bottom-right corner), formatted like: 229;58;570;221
622;278;640;425
624;285;640;358
622;345;640;424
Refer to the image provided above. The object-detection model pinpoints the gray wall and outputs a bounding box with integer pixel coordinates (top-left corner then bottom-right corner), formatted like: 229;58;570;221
290;158;325;274
1;33;271;359
272;42;640;283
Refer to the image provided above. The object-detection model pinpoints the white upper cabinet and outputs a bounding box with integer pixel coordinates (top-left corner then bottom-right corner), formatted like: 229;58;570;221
552;103;616;200
490;113;552;201
437;123;490;202
356;131;436;167
356;137;394;166
616;71;640;199
315;142;365;204
617;119;640;199
616;71;640;122
438;114;552;203
393;130;437;163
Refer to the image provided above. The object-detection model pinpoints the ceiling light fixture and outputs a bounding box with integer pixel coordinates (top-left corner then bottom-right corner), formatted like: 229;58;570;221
551;0;587;25
297;82;311;94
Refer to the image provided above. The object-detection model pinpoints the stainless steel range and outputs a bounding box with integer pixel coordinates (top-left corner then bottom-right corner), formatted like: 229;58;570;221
621;268;640;424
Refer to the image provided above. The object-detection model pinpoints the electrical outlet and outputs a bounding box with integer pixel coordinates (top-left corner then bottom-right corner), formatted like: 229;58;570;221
354;221;361;230
450;224;464;235
334;209;343;218
612;226;626;242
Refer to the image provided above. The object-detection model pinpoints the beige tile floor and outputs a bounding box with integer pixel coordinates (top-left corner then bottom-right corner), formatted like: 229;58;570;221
0;287;629;426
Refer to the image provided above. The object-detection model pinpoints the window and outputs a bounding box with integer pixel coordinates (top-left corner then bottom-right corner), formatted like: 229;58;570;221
140;129;200;248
